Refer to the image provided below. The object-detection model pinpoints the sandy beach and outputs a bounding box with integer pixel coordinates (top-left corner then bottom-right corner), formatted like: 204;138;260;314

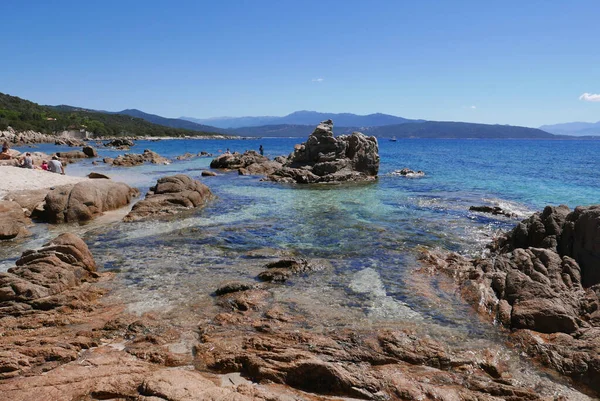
0;166;87;198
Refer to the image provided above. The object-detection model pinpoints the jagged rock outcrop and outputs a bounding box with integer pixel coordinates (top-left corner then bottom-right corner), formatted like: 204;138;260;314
419;204;600;393
0;128;57;145
267;120;379;183
44;180;139;223
105;138;134;148
210;150;269;170
105;149;170;166
124;174;213;221
0;201;30;240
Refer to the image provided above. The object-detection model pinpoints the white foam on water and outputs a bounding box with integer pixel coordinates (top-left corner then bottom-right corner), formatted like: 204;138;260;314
482;197;534;218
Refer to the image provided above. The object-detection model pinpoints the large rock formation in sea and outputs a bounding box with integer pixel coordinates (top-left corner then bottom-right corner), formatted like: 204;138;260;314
267;120;380;183
124;174;213;221
103;149;170;166
420;204;600;392
43;180;139;223
210;150;285;176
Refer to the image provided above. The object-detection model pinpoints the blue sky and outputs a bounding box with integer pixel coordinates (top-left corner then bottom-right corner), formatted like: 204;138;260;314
1;0;599;127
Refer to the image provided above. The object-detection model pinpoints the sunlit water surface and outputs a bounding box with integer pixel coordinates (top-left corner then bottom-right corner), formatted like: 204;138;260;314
2;137;599;398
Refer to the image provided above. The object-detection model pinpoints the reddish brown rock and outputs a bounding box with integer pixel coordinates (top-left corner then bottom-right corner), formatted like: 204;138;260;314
43;180;139;223
124;174;213;221
0;200;30;240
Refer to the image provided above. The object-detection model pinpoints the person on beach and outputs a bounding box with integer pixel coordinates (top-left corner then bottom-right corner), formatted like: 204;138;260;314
0;141;11;160
48;155;65;175
259;144;264;155
41;160;49;171
19;152;33;169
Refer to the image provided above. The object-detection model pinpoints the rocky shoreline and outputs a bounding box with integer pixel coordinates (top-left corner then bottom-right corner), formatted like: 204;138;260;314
0;123;599;399
419;205;600;395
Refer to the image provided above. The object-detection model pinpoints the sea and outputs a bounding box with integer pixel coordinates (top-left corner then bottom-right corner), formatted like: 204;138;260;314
2;137;599;398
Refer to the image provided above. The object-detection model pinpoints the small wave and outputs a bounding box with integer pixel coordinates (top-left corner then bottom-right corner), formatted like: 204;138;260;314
481;197;534;218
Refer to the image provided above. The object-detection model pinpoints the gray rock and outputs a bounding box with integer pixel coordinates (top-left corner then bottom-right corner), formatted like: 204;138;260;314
82;146;98;158
267;120;379;184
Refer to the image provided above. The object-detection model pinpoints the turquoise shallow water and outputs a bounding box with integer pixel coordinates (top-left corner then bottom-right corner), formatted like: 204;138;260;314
32;136;595;323
3;137;599;397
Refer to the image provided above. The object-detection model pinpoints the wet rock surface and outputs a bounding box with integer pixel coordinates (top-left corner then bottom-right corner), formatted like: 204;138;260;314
267;120;380;184
419;204;600;394
0;238;592;400
124;174;213;221
257;258;325;283
391;168;425;178
43;180;139;223
470;205;517;218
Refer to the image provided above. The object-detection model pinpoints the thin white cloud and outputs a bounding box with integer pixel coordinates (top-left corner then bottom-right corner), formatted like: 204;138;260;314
470;105;477;109
579;93;600;102
312;78;324;83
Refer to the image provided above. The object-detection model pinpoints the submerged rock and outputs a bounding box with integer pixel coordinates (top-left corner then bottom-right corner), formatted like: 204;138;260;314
257;258;325;283
267;120;379;183
124;174;213;221
44;180;139;223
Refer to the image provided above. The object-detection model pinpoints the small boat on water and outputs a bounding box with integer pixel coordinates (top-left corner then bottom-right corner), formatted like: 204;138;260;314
389;136;397;142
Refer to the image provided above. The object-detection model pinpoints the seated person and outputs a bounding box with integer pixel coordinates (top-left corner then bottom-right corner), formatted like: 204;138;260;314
19;152;33;169
48;155;65;174
41;160;49;171
0;142;11;160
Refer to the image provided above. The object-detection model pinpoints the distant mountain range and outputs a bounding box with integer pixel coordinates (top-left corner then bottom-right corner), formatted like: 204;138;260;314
539;121;600;136
232;121;555;139
181;110;423;129
3;91;597;139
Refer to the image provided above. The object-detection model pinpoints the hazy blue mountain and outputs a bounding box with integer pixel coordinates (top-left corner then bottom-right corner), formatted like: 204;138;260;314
181;115;280;129
181;110;422;129
539;121;600;136
234;121;557;139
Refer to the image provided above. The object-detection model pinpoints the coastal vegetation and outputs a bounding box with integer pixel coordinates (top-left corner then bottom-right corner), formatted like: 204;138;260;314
0;92;221;138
